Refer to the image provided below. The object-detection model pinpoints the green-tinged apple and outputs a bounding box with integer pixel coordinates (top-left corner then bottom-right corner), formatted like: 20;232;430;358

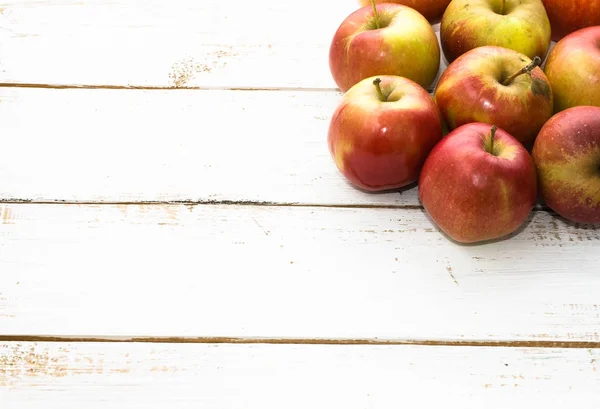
544;26;600;113
434;46;553;148
541;0;600;41
532;106;600;224
418;123;537;243
328;75;443;192
440;0;551;64
357;0;452;23
329;1;440;93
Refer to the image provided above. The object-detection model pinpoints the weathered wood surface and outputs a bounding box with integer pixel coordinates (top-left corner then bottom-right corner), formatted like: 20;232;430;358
0;86;419;206
1;203;599;342
1;342;599;408
0;0;398;89
0;0;595;405
0;0;555;91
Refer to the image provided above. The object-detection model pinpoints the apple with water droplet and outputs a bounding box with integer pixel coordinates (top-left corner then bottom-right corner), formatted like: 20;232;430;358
541;0;600;41
439;0;551;64
328;75;443;192
329;1;440;93
418;123;538;243
543;26;600;113
532;106;600;224
433;45;553;149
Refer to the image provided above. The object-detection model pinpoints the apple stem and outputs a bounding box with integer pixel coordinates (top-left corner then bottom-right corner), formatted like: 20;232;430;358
500;0;505;14
370;0;381;29
502;56;542;86
490;125;497;155
373;78;386;102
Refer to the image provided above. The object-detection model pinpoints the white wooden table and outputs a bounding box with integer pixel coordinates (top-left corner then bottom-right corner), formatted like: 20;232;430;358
1;0;599;406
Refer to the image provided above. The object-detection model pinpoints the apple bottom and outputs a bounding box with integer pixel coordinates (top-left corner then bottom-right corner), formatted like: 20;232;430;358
418;123;537;244
545;196;600;225
419;174;536;244
328;110;440;191
332;143;424;192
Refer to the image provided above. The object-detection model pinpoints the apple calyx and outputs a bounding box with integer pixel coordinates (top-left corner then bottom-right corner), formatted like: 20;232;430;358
370;0;381;29
373;78;388;102
502;56;542;86
484;125;498;156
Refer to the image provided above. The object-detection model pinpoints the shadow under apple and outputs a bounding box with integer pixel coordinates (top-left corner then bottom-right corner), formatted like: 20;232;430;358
340;178;420;201
417;206;537;247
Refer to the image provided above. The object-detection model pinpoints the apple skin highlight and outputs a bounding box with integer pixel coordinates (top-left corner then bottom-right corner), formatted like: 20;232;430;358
434;46;553;148
541;0;600;42
440;0;551;64
418;123;538;244
532;106;600;225
328;75;443;192
329;3;440;93
544;26;600;113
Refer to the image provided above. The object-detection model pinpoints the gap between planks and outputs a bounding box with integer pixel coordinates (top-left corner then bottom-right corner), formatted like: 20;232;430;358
0;336;598;349
0;82;341;93
0;198;549;212
0;81;435;95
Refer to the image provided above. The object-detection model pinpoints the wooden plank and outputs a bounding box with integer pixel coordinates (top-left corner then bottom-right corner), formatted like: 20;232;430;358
0;86;421;206
1;342;599;407
1;202;599;342
0;0;446;90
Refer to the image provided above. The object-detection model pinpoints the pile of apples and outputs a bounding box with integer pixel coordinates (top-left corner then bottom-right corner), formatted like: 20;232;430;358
327;0;600;244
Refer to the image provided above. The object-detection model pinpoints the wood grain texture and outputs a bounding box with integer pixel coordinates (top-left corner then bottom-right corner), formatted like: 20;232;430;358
0;87;420;206
1;342;599;407
0;0;447;90
1;203;598;341
0;0;361;89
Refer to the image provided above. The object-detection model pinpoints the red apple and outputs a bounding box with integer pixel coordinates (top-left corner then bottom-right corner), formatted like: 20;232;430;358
440;0;551;64
434;46;553;148
541;0;600;41
418;123;538;243
357;0;452;23
328;75;443;192
543;26;600;113
532;106;600;224
329;1;440;93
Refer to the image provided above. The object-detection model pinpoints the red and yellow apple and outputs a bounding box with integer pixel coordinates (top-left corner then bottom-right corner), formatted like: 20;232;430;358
541;0;600;41
434;46;553;148
532;106;600;224
329;2;440;93
357;0;452;23
440;0;551;64
328;75;443;192
543;26;600;113
418;123;538;243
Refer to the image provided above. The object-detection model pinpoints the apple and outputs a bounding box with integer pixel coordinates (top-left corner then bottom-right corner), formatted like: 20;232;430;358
532;106;600;224
329;1;440;93
543;26;600;113
440;0;551;64
418;123;538;243
434;45;553;149
357;0;452;23
328;75;443;192
541;0;600;41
